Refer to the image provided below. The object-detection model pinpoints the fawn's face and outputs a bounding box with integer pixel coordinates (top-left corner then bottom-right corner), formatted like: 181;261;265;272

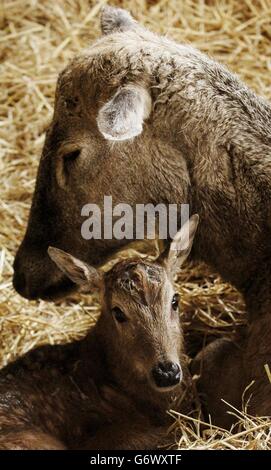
103;260;183;391
48;214;199;392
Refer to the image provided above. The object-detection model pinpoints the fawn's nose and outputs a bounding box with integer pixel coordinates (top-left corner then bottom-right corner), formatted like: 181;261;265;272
152;361;182;389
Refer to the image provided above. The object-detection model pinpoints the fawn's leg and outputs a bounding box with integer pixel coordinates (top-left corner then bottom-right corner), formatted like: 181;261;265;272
0;429;66;450
191;337;244;429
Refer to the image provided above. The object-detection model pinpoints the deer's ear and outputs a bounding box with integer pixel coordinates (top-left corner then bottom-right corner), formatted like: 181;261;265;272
97;84;151;142
48;247;102;292
158;214;199;276
100;6;137;35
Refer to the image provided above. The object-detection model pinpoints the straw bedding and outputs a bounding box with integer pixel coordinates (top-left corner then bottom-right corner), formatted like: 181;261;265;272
0;0;271;449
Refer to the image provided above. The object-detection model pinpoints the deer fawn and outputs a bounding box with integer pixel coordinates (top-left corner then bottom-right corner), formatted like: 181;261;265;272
0;216;198;450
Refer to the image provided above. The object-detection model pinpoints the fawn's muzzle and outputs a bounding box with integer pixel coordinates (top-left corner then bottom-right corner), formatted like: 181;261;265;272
152;361;182;389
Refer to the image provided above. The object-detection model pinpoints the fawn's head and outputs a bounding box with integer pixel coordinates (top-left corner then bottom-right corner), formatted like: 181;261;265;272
48;215;198;392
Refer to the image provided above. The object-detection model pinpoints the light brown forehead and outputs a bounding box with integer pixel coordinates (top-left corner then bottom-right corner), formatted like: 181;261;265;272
105;259;167;306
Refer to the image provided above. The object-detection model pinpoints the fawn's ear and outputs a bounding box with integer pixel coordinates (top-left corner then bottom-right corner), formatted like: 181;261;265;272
97;84;151;141
48;247;102;292
158;214;199;276
100;6;137;35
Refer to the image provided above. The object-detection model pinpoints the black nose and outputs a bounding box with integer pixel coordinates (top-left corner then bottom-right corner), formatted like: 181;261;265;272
152;361;182;388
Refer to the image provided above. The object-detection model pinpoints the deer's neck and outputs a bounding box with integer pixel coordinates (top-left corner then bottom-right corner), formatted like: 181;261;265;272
152;48;271;171
149;53;271;295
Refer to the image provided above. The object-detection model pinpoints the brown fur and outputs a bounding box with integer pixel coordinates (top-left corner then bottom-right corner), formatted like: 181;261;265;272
12;8;271;425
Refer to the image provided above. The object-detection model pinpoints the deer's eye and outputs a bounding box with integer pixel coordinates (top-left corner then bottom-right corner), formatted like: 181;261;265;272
62;150;81;179
63;149;81;163
171;293;179;311
112;307;127;323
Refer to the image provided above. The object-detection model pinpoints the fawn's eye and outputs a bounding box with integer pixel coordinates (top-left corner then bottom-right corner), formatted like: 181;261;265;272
171;293;179;311
112;307;127;323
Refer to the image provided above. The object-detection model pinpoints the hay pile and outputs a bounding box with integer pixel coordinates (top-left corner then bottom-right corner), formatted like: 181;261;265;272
1;0;271;449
